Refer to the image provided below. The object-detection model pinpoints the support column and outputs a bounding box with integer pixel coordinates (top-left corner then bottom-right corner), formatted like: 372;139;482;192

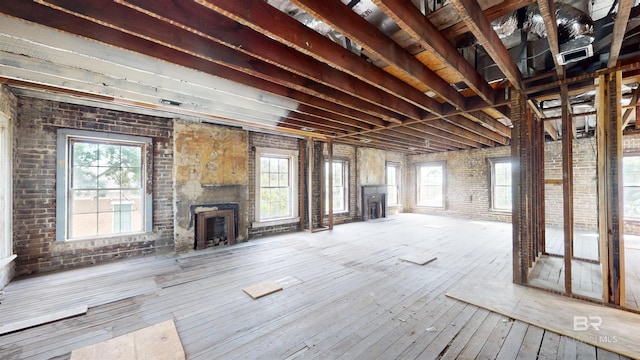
328;140;334;230
512;88;532;284
597;72;625;305
561;84;573;295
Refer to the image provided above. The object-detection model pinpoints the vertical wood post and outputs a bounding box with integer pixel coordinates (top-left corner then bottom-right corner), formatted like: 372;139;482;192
512;88;531;284
597;72;625;305
299;139;307;230
561;84;573;295
328;140;334;230
307;138;314;232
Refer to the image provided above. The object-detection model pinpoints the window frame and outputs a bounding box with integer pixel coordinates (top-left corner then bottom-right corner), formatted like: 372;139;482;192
489;157;513;212
56;129;153;241
0;113;12;261
386;162;401;207
416;162;445;208
324;159;349;215
254;147;299;227
623;154;640;221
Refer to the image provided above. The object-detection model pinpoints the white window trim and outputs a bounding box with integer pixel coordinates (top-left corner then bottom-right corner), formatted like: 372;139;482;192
325;159;349;215
416;162;445;208
253;147;299;228
489;157;512;212
386;162;401;207
56;129;153;241
0;113;13;260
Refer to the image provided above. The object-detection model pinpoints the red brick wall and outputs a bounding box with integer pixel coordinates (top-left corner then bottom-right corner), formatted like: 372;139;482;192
13;97;174;276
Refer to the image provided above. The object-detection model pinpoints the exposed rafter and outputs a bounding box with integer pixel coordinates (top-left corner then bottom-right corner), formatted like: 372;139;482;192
608;0;634;68
448;0;524;90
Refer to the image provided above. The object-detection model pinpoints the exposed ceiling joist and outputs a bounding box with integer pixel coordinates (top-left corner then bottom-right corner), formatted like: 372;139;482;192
448;0;524;90
536;0;564;79
371;0;496;106
608;0;634;68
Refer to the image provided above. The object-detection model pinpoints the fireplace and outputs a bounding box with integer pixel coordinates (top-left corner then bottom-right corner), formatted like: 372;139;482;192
192;203;239;250
361;185;386;221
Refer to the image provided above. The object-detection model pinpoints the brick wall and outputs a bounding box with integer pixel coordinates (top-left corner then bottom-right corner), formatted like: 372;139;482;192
13;97;174;275
543;137;598;231
248;132;301;237
406;145;512;222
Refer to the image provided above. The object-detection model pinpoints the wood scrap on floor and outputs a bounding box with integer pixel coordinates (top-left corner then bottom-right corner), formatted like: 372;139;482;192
399;253;437;265
243;280;283;299
0;304;88;335
446;278;640;359
70;319;185;360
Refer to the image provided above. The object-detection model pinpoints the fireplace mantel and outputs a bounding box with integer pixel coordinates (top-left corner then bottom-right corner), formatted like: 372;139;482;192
361;185;387;221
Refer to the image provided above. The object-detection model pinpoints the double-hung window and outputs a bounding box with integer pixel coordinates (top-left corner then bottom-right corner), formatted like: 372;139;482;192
256;147;299;224
325;160;348;214
417;163;444;207
386;163;400;206
57;130;152;241
489;158;512;211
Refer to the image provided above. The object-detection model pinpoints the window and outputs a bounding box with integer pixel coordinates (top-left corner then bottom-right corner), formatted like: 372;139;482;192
386;163;400;206
325;160;348;214
417;163;444;207
623;156;640;219
57;130;152;241
0;114;11;260
490;158;512;211
255;147;299;224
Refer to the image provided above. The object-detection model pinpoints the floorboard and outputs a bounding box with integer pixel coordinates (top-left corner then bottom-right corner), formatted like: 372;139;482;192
0;214;635;359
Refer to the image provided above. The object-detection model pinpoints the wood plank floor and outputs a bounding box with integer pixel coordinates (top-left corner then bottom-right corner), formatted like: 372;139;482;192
0;214;632;359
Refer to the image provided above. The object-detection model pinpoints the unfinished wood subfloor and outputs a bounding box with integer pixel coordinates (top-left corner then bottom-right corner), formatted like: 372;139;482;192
0;214;632;359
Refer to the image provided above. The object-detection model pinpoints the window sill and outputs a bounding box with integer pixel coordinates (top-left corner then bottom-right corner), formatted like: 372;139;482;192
490;209;512;214
0;254;17;268
416;205;445;209
252;217;300;229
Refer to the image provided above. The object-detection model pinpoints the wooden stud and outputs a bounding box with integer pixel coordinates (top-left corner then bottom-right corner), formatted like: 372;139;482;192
561;83;573;296
328;140;334;231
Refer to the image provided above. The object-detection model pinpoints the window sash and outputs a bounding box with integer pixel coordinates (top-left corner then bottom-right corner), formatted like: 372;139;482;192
59;131;150;241
624;156;640;219
386;164;399;206
417;165;444;207
491;161;512;211
325;160;348;214
259;155;293;220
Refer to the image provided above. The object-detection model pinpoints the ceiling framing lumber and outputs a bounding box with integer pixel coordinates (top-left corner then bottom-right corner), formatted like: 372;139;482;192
448;0;523;90
289;0;467;108
38;0;415;125
371;0;496;106
192;0;445;117
536;0;564;79
608;0;634;68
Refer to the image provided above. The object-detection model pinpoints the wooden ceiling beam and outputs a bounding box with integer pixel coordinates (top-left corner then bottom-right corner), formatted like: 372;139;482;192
403;123;481;148
39;0;413;126
289;0;467;110
192;0;445;117
439;0;535;39
373;0;496;105
448;0;524;90
385;127;464;151
445;115;509;145
608;0;634;68
527;99;558;140
363;130;455;152
536;0;564;79
466;111;512;138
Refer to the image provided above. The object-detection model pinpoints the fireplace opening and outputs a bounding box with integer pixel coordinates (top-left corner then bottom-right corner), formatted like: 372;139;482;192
361;185;387;221
195;208;236;250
